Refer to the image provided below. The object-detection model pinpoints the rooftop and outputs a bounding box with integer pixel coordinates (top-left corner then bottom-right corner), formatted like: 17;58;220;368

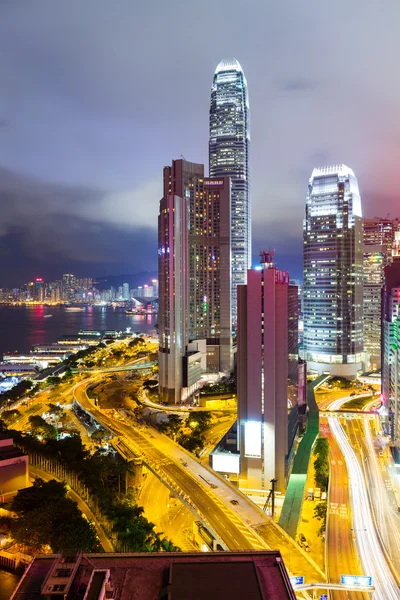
215;57;243;73
311;164;355;179
11;551;296;600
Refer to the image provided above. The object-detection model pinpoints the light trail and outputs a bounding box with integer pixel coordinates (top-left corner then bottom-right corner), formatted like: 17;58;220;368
329;416;400;600
362;416;400;573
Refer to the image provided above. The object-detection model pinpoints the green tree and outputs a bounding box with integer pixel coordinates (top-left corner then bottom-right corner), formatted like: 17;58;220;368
11;478;99;552
47;403;64;415
29;415;57;439
91;429;108;444
46;376;61;386
177;433;205;456
1;409;21;424
313;501;327;537
184;411;212;433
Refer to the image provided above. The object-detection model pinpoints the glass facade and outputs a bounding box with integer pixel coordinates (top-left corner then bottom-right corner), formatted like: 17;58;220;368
363;218;400;367
209;58;250;328
382;249;400;439
303;165;363;375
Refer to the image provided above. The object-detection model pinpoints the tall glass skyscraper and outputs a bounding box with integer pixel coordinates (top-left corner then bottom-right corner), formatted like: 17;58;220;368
303;165;364;378
209;58;250;327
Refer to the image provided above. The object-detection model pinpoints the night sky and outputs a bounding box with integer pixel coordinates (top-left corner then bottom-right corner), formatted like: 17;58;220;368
1;1;400;287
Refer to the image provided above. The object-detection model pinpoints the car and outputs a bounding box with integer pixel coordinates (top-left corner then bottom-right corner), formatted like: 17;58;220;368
230;499;239;505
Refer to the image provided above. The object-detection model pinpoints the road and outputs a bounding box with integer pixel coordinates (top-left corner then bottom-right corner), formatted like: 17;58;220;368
74;378;326;582
348;415;400;581
139;415;235;550
75;378;264;551
329;415;400;600
139;470;196;551
29;465;114;552
323;412;367;600
199;415;236;462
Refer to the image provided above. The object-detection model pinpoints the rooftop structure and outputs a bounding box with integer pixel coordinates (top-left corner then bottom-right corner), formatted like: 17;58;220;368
11;551;296;600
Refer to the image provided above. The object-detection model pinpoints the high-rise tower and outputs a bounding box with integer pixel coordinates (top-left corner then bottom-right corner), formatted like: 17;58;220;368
363;217;400;368
237;252;297;492
303;165;364;378
209;58;250;328
158;159;232;403
382;233;400;441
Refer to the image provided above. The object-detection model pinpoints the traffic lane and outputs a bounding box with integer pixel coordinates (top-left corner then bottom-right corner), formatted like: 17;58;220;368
329;416;400;600
75;382;325;581
75;386;255;551
118;426;255;551
326;422;365;600
140;470;170;532
349;417;400;580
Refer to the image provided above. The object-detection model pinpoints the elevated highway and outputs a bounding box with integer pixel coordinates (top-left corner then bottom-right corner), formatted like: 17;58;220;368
74;378;326;583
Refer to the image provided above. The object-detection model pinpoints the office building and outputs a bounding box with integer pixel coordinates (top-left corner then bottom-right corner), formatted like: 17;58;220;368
122;283;130;300
11;551;296;600
237;252;295;492
34;278;44;302
303;165;363;378
158;159;232;403
363;217;400;368
209;58;250;328
158;191;189;404
382;232;400;441
364;217;400;255
152;278;159;297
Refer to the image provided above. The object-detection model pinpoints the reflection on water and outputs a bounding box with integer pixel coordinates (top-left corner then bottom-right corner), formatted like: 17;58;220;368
0;305;157;357
0;305;157;592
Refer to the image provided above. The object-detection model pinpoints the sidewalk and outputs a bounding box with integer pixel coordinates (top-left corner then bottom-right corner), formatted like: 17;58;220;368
297;455;325;571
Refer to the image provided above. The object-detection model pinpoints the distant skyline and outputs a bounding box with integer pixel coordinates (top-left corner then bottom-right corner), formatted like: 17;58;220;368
1;1;400;286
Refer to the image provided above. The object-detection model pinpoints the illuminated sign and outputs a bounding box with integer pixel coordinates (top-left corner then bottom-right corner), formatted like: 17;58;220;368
290;576;304;586
393;318;399;350
244;421;261;458
204;180;224;186
211;454;240;474
340;575;372;587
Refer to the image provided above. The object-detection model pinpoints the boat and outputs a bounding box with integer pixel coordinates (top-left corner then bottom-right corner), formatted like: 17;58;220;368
43;314;53;318
65;307;84;312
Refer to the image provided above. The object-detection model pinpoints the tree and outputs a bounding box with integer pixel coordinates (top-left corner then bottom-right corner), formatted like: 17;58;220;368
313;437;329;489
159;414;182;437
47;403;64;415
184;411;212;433
91;429;108;444
46;376;61;386
29;415;57;439
11;478;99;552
1;409;21;425
313;501;327;537
177;433;205;456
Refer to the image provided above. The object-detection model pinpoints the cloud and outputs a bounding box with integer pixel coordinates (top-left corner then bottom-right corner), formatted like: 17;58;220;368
279;80;314;92
0;167;159;284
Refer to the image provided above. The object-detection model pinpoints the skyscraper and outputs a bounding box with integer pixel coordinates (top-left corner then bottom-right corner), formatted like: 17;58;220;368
209;58;250;328
303;165;363;378
382;232;400;441
158;191;189;404
363;217;400;368
158;159;232;403
237;252;297;492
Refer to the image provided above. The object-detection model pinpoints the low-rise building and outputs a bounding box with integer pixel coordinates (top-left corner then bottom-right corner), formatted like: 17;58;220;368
11;550;296;600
